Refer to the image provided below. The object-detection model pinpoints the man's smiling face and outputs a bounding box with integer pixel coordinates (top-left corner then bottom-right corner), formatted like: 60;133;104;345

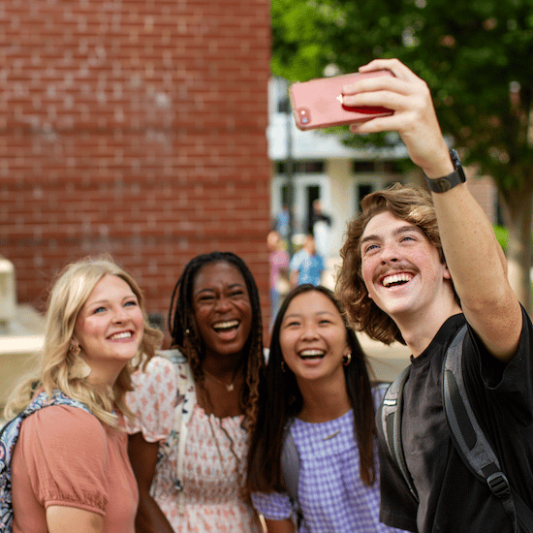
360;210;452;320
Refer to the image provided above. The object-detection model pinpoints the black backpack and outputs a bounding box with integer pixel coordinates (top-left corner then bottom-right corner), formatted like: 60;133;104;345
379;325;533;533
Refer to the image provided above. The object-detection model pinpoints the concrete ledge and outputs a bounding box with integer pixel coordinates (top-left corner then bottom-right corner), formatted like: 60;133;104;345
0;335;45;356
0;256;16;322
357;333;411;383
0;305;45;411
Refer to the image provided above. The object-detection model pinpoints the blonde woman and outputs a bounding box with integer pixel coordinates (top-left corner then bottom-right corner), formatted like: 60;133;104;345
2;257;162;533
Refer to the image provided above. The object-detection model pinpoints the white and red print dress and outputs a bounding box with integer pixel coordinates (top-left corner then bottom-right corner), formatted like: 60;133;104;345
127;353;262;533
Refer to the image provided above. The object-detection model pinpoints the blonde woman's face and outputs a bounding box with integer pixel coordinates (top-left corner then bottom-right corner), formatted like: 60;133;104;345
73;274;144;384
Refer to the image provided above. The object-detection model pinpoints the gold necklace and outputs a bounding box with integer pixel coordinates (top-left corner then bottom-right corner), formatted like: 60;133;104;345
305;420;342;441
203;368;239;392
323;429;341;440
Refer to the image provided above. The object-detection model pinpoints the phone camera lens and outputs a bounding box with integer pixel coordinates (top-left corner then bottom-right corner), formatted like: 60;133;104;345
296;107;311;128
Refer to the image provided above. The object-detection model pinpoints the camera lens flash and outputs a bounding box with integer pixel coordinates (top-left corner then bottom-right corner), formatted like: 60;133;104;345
295;107;311;128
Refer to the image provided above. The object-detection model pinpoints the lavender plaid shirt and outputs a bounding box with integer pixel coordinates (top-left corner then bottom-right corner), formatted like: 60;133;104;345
252;387;406;533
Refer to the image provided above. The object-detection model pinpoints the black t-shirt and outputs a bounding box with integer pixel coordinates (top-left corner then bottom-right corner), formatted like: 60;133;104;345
378;310;533;533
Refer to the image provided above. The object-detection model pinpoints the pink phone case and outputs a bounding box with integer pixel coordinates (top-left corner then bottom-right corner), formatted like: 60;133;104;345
289;70;394;131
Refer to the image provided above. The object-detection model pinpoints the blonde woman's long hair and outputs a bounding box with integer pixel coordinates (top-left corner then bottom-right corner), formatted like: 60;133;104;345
3;256;163;427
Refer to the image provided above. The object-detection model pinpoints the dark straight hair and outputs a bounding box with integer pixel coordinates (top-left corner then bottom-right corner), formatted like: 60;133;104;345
246;284;377;493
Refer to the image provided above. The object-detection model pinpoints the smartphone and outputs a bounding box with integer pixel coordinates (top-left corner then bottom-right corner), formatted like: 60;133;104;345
289;70;394;131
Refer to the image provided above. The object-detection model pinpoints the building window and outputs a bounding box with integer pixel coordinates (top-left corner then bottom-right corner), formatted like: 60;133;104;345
352;161;375;173
276;161;325;174
383;160;405;174
356;184;373;214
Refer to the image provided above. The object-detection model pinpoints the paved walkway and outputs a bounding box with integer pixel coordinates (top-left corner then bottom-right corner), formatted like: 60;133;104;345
357;332;411;383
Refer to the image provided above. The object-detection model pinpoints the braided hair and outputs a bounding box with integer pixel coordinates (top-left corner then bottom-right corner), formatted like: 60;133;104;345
168;251;265;437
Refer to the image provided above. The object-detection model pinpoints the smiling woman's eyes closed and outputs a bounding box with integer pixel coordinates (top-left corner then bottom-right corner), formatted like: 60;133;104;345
197;294;215;302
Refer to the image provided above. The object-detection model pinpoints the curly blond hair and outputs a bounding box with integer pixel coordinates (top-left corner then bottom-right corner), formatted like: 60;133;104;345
3;256;163;427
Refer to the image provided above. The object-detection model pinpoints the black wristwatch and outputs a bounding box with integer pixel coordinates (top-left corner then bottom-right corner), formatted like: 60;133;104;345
424;149;466;193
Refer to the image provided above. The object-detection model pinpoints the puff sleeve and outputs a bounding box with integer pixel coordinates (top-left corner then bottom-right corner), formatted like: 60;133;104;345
125;355;177;442
17;405;109;514
251;491;293;521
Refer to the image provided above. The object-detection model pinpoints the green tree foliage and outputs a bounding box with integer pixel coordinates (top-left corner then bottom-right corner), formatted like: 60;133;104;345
272;0;533;310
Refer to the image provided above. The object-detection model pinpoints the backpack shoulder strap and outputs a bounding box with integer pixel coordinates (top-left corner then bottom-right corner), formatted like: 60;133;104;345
1;390;90;472
442;324;533;532
281;422;300;503
280;421;303;526
159;349;196;513
373;382;390;407
0;391;91;533
379;364;418;501
442;326;500;483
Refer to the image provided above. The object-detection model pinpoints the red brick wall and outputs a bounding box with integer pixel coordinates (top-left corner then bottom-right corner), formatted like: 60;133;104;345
0;0;272;336
466;175;497;224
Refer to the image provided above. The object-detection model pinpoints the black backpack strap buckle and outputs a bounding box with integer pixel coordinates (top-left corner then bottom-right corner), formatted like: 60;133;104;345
486;471;511;499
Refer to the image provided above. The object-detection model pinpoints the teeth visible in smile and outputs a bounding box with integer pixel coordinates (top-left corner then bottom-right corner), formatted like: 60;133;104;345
299;349;325;358
110;332;132;340
382;273;413;287
213;320;239;331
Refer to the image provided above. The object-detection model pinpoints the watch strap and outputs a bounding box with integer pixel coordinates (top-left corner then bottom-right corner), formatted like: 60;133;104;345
424;149;466;193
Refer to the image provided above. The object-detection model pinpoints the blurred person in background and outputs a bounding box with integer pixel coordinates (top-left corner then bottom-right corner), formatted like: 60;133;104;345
289;234;324;289
308;200;332;259
275;203;291;241
268;230;290;327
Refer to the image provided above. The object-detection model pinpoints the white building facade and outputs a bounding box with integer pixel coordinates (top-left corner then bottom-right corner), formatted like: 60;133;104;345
268;76;498;267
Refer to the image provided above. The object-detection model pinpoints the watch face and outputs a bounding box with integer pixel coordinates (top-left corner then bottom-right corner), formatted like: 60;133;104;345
430;178;449;193
425;149;466;193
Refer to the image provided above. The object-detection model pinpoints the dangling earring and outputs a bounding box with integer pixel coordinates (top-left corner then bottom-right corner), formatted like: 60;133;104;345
69;343;91;379
69;343;81;357
343;353;352;366
281;360;286;373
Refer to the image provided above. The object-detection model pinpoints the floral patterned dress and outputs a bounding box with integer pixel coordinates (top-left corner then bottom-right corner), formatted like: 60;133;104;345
126;354;262;533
